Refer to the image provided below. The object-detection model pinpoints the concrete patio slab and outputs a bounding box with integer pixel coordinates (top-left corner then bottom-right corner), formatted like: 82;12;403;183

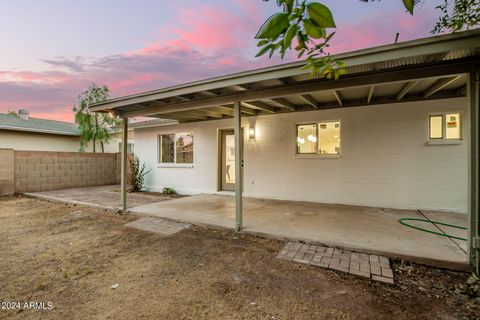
131;194;468;270
421;210;468;253
26;185;175;210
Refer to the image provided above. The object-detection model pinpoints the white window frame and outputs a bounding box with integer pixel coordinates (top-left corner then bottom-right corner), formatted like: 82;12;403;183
295;120;342;159
157;133;194;168
426;112;463;145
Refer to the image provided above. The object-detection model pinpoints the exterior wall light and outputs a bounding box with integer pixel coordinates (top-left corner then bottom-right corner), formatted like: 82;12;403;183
249;128;255;139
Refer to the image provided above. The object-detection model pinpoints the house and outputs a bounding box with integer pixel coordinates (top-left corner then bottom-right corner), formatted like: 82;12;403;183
90;30;480;271
0;109;134;152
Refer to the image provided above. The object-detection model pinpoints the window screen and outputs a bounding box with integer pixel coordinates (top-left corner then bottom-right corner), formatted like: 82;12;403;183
318;121;340;155
175;133;194;164
297;124;317;154
429;115;443;139
445;113;460;140
159;134;175;163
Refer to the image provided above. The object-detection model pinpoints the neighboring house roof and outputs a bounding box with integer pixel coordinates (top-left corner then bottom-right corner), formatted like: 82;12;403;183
0;113;80;136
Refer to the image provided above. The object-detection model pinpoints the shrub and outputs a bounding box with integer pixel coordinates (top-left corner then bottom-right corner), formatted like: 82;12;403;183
162;187;176;195
128;155;151;192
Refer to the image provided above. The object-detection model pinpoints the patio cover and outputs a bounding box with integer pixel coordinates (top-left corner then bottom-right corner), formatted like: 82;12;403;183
90;29;480;272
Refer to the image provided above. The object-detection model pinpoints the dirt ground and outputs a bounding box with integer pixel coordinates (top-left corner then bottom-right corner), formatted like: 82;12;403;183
0;196;479;320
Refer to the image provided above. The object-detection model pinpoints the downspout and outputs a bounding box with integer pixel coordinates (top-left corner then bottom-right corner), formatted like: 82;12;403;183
469;67;480;275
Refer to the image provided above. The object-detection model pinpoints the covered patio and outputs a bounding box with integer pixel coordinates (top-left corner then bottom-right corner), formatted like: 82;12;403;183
90;30;480;271
131;194;468;269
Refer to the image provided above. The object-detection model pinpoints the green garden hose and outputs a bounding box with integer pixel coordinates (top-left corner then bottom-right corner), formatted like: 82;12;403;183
398;217;467;241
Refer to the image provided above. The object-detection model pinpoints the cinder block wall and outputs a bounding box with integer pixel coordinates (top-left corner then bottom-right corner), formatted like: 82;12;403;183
0;149;14;195
13;151;120;194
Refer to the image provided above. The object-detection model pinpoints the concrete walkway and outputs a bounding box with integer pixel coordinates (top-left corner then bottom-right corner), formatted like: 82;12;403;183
131;194;469;270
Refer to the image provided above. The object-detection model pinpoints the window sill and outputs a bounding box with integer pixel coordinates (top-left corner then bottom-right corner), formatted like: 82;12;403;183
295;154;342;159
157;163;194;168
425;140;462;146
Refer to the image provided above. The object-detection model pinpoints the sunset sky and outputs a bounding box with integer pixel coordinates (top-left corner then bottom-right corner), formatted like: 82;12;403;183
0;0;446;122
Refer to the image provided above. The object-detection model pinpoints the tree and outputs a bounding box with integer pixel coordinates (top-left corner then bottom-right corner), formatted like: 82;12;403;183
73;84;119;152
256;0;479;77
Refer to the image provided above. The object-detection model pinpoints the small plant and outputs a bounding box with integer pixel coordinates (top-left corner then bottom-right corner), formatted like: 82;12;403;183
128;155;151;192
162;187;176;195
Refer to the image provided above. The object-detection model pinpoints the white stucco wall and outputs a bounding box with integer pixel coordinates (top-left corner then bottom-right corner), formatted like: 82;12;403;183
134;98;468;213
0;130;83;152
0;130;130;153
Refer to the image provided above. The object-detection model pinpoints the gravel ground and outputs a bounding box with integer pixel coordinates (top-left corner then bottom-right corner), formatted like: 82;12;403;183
0;195;479;320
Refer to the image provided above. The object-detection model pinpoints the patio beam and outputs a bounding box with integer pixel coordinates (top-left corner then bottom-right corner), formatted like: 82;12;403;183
423;75;461;98
119;61;473;118
242;101;278;113
120;118;128;212
234;100;243;232
367;86;375;104
300;94;319;109
173;109;225;119
397;80;419;100
222;104;258;115
270;98;296;110
332;90;343;106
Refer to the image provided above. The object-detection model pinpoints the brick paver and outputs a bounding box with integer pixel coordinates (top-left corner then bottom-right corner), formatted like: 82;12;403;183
277;241;394;284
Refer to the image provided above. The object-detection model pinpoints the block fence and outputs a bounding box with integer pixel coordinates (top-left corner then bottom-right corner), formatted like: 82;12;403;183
0;149;125;195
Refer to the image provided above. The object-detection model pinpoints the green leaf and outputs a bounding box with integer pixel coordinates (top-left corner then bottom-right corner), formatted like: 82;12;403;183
283;24;297;48
256;40;269;47
307;2;335;28
402;0;414;15
255;44;274;57
303;19;325;39
255;13;290;39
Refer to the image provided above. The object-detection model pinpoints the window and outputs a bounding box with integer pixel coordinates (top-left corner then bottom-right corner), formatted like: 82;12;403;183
118;142;134;154
446;113;461;139
428;113;461;141
297;121;341;156
429;115;443;139
159;133;194;164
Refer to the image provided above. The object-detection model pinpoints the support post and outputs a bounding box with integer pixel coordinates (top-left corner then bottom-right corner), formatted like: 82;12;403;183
468;68;480;274
121;117;128;212
234;100;243;231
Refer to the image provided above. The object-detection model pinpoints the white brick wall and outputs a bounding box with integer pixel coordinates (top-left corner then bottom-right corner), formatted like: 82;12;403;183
135;97;468;213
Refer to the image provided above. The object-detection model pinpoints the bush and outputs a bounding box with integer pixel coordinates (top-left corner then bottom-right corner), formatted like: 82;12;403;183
128;155;151;192
162;187;176;195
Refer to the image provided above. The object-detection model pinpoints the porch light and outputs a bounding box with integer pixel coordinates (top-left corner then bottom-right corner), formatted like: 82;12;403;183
297;137;305;144
307;134;317;142
248;128;255;139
